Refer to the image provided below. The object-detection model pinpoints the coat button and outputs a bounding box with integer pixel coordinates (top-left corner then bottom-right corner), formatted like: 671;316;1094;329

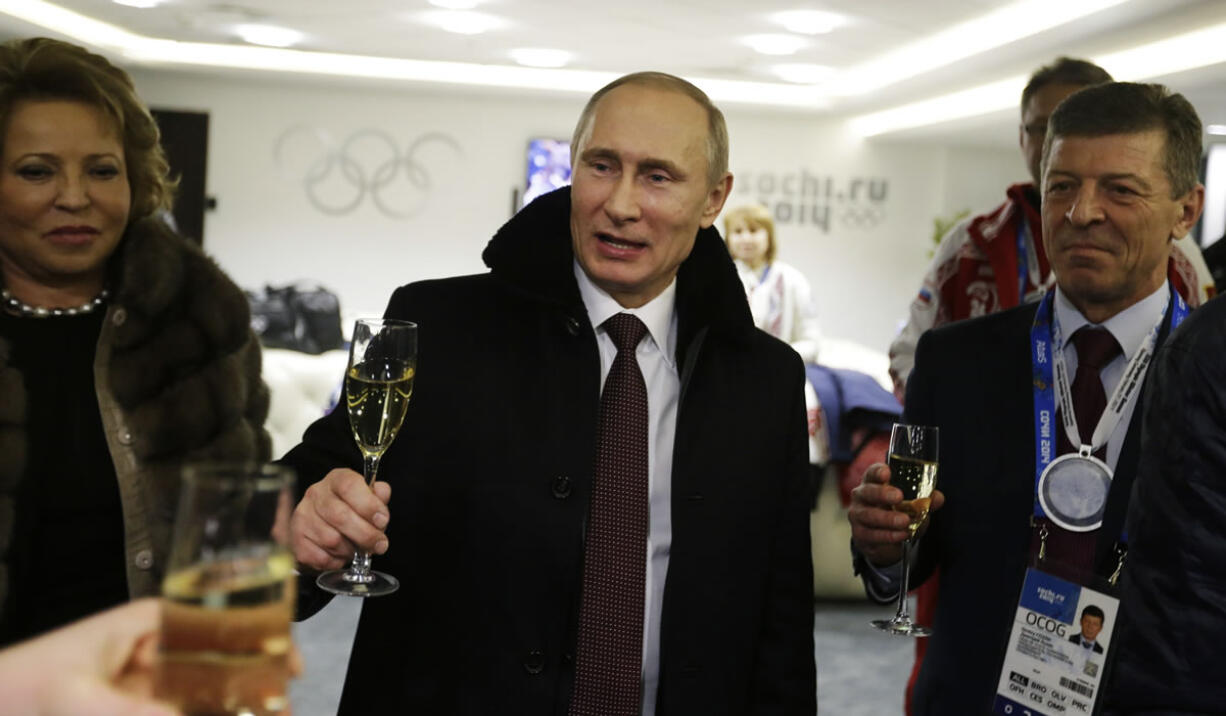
111;307;127;326
134;549;154;570
523;650;545;675
118;429;134;446
551;475;571;499
565;317;581;336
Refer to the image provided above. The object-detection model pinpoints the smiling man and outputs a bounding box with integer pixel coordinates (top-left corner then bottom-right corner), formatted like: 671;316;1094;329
849;82;1204;715
282;72;816;715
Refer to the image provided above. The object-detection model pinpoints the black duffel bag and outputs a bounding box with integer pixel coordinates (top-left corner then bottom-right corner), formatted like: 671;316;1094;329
246;283;344;354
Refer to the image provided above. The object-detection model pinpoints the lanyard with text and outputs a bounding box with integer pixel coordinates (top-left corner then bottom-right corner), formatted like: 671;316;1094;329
997;286;1187;716
1029;284;1187;537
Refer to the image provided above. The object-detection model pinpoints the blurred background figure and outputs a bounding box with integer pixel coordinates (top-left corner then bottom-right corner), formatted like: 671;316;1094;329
724;203;832;470
724;203;822;363
0;37;270;647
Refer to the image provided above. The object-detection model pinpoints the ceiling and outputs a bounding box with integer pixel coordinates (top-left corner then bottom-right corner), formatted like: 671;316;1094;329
2;0;1226;146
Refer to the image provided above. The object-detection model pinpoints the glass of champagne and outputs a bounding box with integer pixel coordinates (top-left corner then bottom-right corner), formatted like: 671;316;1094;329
316;318;417;597
871;423;939;636
155;462;297;715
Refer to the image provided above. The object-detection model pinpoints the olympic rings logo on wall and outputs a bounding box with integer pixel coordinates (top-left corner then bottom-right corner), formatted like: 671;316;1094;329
838;206;886;228
273;127;463;219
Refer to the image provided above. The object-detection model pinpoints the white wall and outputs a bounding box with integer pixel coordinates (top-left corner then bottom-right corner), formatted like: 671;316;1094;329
131;69;1020;353
722;112;1021;350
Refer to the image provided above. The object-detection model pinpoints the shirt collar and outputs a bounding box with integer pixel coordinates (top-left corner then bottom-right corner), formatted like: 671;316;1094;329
573;259;678;367
1053;281;1170;359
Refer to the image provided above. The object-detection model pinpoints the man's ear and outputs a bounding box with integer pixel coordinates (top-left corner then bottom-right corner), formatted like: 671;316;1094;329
700;172;733;228
1170;183;1205;240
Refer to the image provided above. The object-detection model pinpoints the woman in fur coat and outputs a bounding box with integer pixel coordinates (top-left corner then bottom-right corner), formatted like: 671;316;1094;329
0;37;270;646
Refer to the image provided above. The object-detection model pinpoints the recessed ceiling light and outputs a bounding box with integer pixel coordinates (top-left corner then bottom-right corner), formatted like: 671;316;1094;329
769;10;846;35
428;0;480;8
741;34;807;56
112;0;161;7
830;0;1127;96
422;10;504;35
1208;125;1226;136
0;0;827;107
509;48;571;69
849;18;1226;136
234;24;304;48
769;63;834;84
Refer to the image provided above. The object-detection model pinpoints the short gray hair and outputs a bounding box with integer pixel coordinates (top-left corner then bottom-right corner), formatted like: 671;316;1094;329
1042;82;1202;198
570;71;729;187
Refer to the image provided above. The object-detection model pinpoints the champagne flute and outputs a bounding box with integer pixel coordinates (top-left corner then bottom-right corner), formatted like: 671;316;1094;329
316;318;417;597
155;462;297;715
871;423;939;637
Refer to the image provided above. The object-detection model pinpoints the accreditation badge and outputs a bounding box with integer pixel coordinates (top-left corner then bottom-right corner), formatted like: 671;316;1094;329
1036;453;1112;532
993;569;1118;716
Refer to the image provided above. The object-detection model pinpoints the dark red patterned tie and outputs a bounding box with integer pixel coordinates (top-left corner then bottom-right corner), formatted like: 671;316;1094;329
570;313;650;716
1046;326;1123;574
1057;326;1122;460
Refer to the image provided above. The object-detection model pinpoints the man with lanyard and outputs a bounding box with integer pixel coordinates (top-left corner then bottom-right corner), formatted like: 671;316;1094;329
880;57;1214;716
848;80;1204;716
887;57;1213;398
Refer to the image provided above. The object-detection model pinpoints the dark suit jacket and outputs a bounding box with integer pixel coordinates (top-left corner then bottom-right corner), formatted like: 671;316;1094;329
1069;633;1104;654
282;188;816;715
900;298;1173;715
1106;294;1226;714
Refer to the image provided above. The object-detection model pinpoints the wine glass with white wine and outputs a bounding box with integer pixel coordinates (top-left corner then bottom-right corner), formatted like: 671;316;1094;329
316;318;417;597
871;423;939;636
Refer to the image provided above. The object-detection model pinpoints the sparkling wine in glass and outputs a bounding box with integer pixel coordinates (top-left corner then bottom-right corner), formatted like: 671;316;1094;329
316;318;417;597
155;462;297;715
872;423;939;637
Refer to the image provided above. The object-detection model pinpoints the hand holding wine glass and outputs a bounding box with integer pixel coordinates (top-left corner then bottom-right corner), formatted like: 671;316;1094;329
316;318;417;598
863;423;939;636
155;463;299;715
849;460;944;565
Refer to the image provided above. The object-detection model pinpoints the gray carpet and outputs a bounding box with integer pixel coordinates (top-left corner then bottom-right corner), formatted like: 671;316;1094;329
290;597;915;715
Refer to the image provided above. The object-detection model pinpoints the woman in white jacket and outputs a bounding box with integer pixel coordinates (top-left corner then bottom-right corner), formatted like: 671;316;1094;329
723;204;822;363
724;205;828;465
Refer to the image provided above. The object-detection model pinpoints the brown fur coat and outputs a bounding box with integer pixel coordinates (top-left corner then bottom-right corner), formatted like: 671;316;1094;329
0;217;271;616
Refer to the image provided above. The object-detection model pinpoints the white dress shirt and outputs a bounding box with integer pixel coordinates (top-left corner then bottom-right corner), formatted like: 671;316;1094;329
574;261;678;716
1052;282;1170;470
863;282;1171;598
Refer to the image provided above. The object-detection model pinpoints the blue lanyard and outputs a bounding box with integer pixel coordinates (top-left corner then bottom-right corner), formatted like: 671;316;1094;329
1030;285;1188;530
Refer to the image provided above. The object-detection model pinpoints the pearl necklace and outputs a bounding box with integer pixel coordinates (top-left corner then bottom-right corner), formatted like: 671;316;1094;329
1;287;110;318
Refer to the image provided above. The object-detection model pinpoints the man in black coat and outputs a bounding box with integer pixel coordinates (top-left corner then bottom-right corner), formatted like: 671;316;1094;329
848;81;1205;715
1104;286;1226;713
283;72;816;715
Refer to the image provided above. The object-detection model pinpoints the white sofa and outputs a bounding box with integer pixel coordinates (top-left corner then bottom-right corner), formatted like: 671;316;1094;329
808;337;894;600
262;347;349;460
